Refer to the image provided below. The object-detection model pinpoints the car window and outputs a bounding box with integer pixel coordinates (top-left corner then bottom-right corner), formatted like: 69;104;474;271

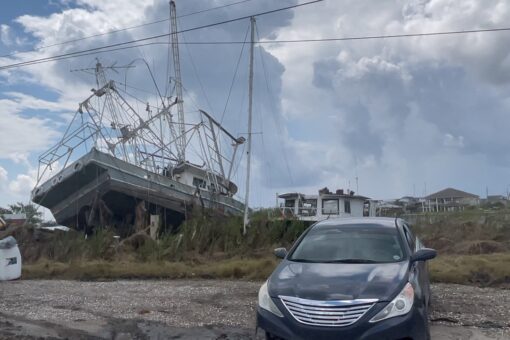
289;225;405;263
402;224;416;252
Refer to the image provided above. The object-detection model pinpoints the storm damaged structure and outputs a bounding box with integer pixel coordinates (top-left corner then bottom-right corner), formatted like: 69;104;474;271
278;187;376;222
31;2;245;233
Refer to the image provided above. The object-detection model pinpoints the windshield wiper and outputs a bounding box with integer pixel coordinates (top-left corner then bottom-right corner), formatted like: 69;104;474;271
322;259;379;264
290;258;318;263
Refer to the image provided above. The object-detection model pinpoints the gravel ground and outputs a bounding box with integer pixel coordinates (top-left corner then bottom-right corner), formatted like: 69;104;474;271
0;280;508;339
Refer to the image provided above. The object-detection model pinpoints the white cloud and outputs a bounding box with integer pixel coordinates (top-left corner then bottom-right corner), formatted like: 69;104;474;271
2;0;510;207
263;0;510;198
0;93;63;158
444;133;465;148
8;173;35;196
0;24;12;46
0;166;7;183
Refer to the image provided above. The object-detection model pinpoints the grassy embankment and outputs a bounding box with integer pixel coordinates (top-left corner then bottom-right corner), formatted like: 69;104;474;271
5;209;510;286
411;211;510;286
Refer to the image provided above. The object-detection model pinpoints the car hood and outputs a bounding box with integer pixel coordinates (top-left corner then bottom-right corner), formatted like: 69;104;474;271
268;261;409;302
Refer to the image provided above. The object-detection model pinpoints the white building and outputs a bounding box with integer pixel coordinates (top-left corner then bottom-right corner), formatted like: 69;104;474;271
278;188;375;222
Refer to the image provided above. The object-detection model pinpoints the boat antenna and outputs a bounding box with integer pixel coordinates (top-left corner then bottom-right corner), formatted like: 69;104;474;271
170;0;186;162
243;16;255;235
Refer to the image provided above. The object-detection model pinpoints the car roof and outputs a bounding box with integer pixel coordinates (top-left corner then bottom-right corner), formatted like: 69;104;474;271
313;217;398;230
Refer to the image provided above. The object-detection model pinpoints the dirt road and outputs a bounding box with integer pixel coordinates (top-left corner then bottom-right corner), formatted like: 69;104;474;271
0;280;508;339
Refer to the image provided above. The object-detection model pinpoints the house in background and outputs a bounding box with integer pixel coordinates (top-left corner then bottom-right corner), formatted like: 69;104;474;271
0;217;6;230
482;195;508;207
396;196;424;213
376;201;405;216
278;187;375;222
423;188;479;212
1;213;27;227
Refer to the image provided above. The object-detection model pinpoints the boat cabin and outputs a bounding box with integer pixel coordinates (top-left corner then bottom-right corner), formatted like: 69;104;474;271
170;162;238;196
278;188;375;222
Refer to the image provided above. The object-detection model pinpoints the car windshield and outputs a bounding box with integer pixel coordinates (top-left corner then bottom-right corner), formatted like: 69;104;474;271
289;225;405;263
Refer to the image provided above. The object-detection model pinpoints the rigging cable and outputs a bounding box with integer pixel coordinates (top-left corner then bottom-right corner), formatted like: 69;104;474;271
220;23;251;125
179;19;216;116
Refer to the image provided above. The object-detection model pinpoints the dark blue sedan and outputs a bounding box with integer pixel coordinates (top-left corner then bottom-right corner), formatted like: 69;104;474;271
256;217;436;340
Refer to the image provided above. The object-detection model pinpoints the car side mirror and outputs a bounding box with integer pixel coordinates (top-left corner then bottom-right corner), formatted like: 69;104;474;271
411;248;437;263
273;247;287;259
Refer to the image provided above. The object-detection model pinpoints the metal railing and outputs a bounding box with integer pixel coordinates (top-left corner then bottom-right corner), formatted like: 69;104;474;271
298;207;317;216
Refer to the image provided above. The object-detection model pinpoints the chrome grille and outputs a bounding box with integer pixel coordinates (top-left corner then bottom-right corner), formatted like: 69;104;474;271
279;295;377;327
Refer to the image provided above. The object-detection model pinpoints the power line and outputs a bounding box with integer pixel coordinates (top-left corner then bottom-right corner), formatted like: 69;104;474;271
0;0;256;59
3;4;506;72
3;24;510;72
254;26;510;43
0;0;324;71
116;26;510;45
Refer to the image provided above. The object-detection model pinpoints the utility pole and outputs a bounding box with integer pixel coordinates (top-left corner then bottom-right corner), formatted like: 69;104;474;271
243;16;255;235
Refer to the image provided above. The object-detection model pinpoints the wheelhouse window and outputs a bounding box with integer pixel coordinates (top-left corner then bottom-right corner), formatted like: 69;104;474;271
344;200;351;214
322;199;339;215
192;177;206;189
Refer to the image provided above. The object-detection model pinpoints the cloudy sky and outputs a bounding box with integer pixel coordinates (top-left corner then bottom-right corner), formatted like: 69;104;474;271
1;0;510;218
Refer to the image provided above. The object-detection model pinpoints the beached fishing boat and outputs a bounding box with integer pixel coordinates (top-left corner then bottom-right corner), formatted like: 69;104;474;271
31;2;248;233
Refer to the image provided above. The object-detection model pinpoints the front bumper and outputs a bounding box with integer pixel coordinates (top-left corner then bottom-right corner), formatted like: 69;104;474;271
256;299;428;340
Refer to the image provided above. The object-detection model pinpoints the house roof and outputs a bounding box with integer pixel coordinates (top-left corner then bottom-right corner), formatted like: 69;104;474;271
3;213;27;220
487;195;507;200
425;188;479;200
278;192;369;200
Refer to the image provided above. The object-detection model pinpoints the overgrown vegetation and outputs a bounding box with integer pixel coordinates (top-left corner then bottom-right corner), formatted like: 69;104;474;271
2;209;509;286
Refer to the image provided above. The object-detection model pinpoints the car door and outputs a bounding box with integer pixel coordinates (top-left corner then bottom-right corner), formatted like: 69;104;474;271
402;223;431;307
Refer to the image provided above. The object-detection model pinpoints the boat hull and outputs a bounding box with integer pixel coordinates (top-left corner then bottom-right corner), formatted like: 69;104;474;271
32;149;244;229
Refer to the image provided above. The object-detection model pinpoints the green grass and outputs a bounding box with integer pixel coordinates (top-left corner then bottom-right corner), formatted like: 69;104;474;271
22;257;279;281
7;209;510;286
23;253;510;286
429;253;510;286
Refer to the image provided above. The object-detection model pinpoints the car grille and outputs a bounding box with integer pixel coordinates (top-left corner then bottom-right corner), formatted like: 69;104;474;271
279;295;377;327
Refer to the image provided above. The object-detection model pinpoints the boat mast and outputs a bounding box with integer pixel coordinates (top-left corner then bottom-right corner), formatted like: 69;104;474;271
243;16;255;234
170;0;186;162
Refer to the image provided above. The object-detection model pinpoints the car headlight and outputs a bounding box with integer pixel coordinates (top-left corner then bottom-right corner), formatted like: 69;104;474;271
370;282;414;323
258;281;283;317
